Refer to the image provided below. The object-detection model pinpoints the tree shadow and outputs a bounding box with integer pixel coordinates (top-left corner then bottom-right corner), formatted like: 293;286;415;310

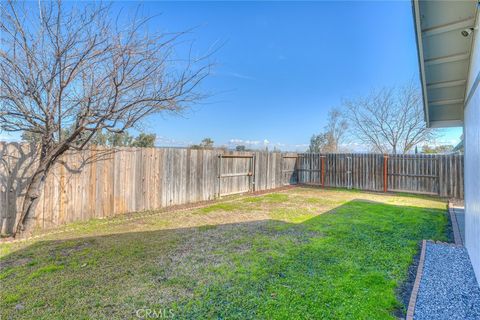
0;142;39;235
0;199;448;319
0;142;120;235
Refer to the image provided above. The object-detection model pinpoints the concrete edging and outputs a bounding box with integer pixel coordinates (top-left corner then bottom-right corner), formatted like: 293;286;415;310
406;239;427;320
448;201;463;246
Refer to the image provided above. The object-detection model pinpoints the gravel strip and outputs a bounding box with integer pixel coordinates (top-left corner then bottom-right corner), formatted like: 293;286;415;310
414;242;480;320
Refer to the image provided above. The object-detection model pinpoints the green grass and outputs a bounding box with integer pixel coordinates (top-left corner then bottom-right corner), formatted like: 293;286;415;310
0;188;448;319
28;265;64;280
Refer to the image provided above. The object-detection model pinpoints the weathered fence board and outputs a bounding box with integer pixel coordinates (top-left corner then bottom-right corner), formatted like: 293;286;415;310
0;143;298;234
297;153;464;198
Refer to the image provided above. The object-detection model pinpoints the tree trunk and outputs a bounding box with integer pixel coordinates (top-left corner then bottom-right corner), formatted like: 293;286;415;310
13;162;49;237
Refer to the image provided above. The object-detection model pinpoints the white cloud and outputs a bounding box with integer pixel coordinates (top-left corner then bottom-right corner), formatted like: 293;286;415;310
220;72;255;81
228;139;261;146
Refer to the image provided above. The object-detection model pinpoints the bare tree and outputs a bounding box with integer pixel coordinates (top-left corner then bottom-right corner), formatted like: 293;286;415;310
308;108;348;153
0;1;212;236
343;83;434;154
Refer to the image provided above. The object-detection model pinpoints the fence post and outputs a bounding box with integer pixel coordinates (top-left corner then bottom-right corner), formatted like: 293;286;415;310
383;154;388;193
217;154;222;198
321;155;326;187
251;153;256;192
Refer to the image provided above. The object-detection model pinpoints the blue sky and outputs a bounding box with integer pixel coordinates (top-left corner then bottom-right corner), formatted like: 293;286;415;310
137;1;462;150
1;1;463;150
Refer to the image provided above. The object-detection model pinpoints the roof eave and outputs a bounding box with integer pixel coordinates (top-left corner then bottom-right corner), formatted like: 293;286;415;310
412;0;431;127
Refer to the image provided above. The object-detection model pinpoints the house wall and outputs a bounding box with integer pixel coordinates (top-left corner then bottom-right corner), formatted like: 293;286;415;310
464;15;480;283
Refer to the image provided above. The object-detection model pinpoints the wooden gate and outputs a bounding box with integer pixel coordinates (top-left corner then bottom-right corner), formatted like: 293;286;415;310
281;155;298;185
297;154;353;188
217;153;255;197
386;155;439;195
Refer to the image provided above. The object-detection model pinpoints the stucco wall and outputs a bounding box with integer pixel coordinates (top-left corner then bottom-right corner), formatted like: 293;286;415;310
464;17;480;284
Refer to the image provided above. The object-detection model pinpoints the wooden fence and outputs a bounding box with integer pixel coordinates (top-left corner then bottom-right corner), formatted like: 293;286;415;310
297;153;464;198
0;143;464;234
0;143;297;234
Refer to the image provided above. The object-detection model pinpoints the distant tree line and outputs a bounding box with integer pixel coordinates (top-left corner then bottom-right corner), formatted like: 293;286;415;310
22;130;157;148
420;144;453;154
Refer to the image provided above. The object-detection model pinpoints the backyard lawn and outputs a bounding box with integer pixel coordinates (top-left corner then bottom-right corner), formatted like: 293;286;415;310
0;187;448;319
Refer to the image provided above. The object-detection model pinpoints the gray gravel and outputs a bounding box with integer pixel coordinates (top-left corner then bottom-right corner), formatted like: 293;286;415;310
414;242;480;320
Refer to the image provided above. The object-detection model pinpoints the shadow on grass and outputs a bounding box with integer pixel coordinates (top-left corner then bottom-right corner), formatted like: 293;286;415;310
0;199;448;320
